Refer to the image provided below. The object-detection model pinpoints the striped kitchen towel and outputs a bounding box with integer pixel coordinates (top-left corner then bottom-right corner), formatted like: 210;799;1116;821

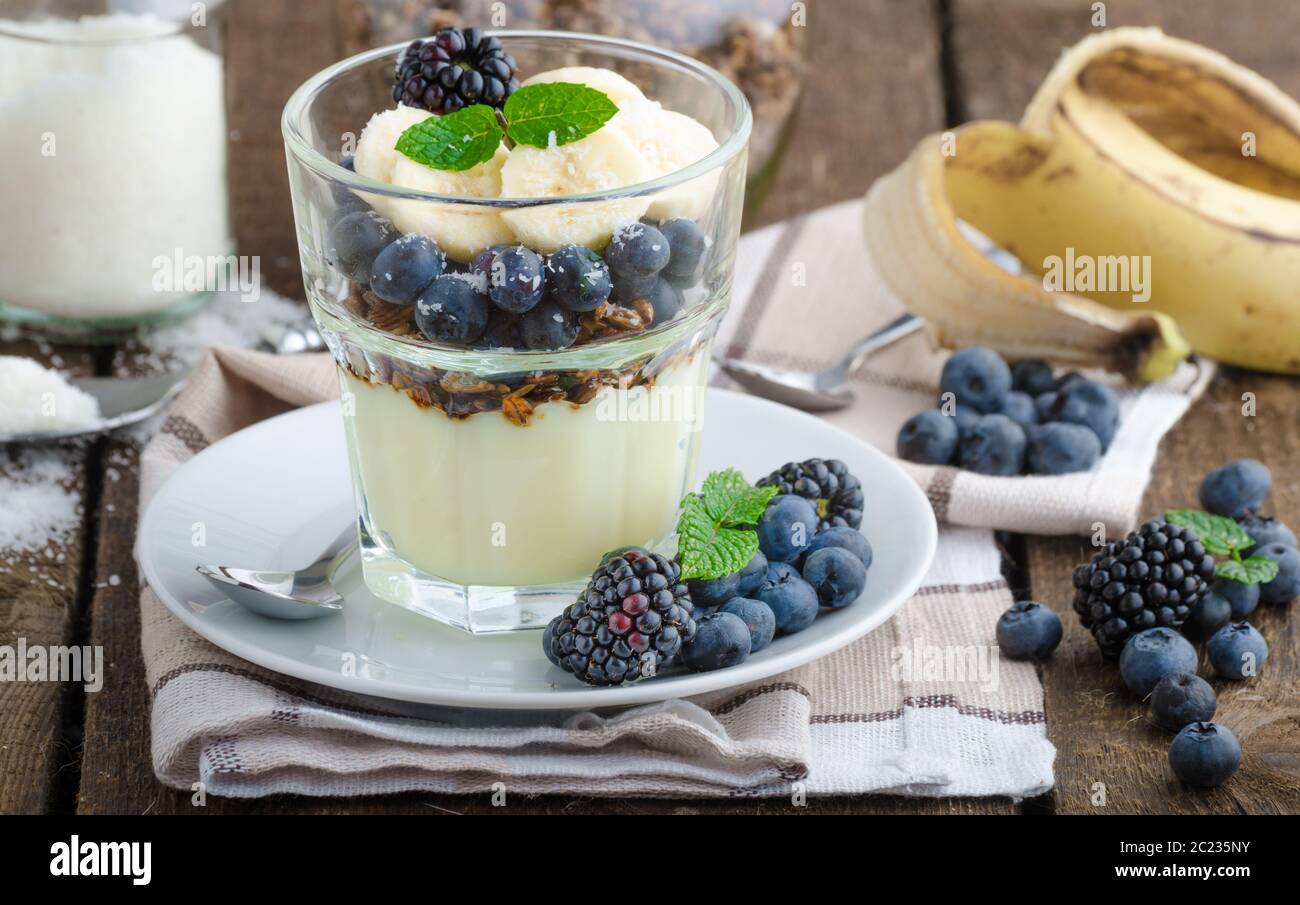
138;199;1209;801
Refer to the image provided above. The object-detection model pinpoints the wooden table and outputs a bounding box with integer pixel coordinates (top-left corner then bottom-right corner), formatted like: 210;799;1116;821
2;0;1297;815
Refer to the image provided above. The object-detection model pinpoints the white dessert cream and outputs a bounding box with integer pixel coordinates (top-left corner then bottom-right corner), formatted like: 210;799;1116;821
343;352;708;587
0;14;231;320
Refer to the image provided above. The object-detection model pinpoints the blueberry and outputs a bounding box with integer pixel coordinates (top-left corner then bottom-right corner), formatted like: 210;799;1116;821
369;234;445;305
414;274;489;345
998;391;1039;434
1198;458;1270;519
1208;577;1259;619
1208;621;1268;680
801;547;867;609
1180;590;1231;643
1011;359;1056;397
329;210;396;283
720;597;777;653
995;601;1062;660
488;246;545;314
1034;392;1057;422
736;550;769;597
1026;422;1101;475
1048;380;1120;450
1169;722;1241;787
678;611;751;672
646;278;684;323
756;494;819;563
687;572;741;609
755;561;819;634
1054;370;1087;392
519;301;579;350
544;245;611;312
950;405;980;440
470;243;515;281
610;272;656;305
1256;542;1300;604
471;307;524;350
1238;516;1297;556
1118;627;1197;697
659;218;706;283
606;223;670;278
939;347;1012;414
1150;673;1216;732
958;414;1027;476
803;526;872;569
897;409;958;465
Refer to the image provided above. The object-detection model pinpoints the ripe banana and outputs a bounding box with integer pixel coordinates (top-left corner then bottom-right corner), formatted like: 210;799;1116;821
499;124;651;252
521;66;646;105
864;27;1300;376
612;99;721;221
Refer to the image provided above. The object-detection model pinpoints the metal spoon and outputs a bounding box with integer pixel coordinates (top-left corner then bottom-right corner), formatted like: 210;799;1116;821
0;370;191;445
717;313;923;411
1;315;326;446
196;523;355;620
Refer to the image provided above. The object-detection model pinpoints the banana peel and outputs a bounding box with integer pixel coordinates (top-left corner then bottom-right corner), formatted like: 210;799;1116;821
864;27;1300;377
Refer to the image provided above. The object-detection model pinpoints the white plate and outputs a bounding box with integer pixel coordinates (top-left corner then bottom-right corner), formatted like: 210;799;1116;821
137;389;937;709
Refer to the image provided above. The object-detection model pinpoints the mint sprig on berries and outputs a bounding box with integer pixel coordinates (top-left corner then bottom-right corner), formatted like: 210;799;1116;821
676;469;778;581
395;83;618;171
1165;509;1279;585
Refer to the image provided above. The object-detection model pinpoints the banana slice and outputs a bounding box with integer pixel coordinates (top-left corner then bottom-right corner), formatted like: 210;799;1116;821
386;147;515;263
499;125;651;253
521;66;646;105
353;105;431;190
611;99;720;220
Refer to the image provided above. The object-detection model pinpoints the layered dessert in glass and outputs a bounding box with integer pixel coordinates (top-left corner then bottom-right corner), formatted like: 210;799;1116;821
283;30;750;632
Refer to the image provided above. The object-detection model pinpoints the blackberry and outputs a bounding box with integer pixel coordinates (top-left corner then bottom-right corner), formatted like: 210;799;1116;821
1072;520;1216;659
546;551;697;686
392;27;519;115
757;458;864;530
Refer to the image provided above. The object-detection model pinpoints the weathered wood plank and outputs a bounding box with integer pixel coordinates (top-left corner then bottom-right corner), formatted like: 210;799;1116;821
951;0;1300;123
754;0;945;226
74;0;338;815
0;342;94;814
1028;370;1300;814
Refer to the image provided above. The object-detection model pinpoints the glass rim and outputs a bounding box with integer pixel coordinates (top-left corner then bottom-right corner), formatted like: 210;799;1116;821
0;5;224;45
281;29;753;208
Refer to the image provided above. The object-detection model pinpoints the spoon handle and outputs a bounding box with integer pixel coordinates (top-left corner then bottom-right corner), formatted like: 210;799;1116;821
837;313;923;375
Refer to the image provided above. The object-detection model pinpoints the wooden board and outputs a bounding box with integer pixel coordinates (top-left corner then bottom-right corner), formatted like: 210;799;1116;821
0;342;94;815
949;0;1300;814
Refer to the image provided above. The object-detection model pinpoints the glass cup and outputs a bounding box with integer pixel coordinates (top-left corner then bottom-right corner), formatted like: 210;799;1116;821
283;31;750;633
0;0;233;340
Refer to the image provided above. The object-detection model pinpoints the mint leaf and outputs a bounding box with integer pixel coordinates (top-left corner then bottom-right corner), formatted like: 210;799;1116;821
675;469;777;580
1216;555;1280;585
503;83;617;149
676;493;762;581
1165;509;1254;557
395;105;502;171
700;468;779;528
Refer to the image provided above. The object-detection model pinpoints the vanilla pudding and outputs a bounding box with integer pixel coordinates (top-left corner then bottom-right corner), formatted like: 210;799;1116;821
0;14;230;322
343;352;708;587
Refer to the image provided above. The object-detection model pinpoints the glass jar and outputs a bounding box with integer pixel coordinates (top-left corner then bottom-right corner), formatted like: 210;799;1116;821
337;0;803;208
0;0;232;340
283;31;750;633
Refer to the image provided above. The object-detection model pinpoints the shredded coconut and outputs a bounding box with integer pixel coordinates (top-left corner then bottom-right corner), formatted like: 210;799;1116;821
0;356;101;435
0;448;81;564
